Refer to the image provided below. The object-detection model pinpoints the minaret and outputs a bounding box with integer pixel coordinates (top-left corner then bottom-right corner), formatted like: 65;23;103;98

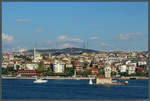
49;52;51;58
34;48;36;61
74;69;76;77
86;40;88;49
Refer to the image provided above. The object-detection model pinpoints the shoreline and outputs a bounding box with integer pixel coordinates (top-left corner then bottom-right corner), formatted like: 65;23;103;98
1;76;148;80
1;76;91;80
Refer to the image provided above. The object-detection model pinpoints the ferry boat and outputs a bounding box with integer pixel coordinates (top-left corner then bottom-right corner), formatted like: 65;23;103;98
33;78;48;83
111;80;128;86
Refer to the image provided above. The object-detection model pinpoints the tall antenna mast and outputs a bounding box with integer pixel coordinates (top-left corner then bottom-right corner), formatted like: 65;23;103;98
33;42;37;61
55;42;58;49
87;40;88;49
83;40;86;49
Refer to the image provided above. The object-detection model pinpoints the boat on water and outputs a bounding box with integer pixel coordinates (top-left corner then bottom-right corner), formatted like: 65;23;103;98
89;79;93;85
89;78;128;86
33;78;48;83
112;80;117;83
124;80;128;85
111;80;128;86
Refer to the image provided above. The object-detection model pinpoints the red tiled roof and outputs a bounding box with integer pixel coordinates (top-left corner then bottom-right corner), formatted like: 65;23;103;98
18;70;37;73
91;68;98;71
96;76;110;79
8;64;14;66
24;61;33;63
36;73;41;76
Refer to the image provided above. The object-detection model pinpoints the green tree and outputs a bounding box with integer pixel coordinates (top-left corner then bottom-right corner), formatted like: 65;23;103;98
43;71;54;76
2;68;8;74
64;68;74;76
16;65;20;72
129;73;136;76
7;66;14;71
97;71;104;76
111;71;117;76
37;61;45;74
47;66;52;71
77;71;83;76
11;71;17;76
76;70;92;77
119;72;128;76
83;62;88;69
82;69;91;77
136;72;146;76
50;64;53;71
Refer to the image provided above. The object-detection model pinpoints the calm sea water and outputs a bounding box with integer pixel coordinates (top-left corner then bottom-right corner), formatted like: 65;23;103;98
2;79;148;99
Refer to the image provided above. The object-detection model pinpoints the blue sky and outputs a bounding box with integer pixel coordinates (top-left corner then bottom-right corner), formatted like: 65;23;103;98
2;2;148;52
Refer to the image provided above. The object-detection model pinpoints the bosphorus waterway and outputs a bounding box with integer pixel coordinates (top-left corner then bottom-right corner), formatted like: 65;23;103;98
2;79;148;99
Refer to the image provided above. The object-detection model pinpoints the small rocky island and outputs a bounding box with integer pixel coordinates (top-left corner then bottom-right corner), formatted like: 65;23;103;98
95;58;128;86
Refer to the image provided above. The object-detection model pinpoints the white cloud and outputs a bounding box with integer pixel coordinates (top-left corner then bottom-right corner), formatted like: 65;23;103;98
118;32;143;40
2;33;14;44
16;19;30;23
69;38;83;43
100;42;111;47
89;36;100;40
57;35;83;43
57;35;67;40
35;29;44;33
63;43;74;48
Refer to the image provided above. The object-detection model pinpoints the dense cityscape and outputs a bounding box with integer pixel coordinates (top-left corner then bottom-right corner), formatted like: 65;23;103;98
2;1;148;99
2;47;148;79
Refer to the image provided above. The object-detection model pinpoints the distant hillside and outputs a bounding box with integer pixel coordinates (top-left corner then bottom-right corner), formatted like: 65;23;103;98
26;47;100;55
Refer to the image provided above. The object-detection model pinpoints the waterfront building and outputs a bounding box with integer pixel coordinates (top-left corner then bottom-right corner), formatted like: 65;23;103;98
137;61;147;67
111;66;117;73
66;63;73;68
91;68;99;75
17;70;40;77
62;57;70;63
75;65;83;72
79;58;84;66
25;63;38;70
53;60;65;73
96;58;112;84
8;54;14;60
118;65;127;73
136;67;146;73
73;60;84;72
127;64;136;74
2;63;7;69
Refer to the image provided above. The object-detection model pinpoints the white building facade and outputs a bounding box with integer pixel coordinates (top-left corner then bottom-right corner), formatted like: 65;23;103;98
53;60;65;73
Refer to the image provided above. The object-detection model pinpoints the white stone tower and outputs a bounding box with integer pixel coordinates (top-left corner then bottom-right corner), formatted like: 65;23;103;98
104;56;111;78
104;66;111;78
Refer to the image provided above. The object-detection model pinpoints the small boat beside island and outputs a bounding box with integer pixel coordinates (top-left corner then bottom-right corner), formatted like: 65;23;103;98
88;78;128;86
111;80;128;86
88;58;129;86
